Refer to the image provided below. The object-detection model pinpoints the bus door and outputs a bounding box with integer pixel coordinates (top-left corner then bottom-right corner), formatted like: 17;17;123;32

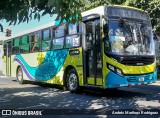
6;41;12;76
83;18;102;86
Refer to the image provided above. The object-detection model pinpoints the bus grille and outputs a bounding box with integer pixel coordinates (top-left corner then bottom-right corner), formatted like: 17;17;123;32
121;56;155;66
127;77;136;82
127;74;153;82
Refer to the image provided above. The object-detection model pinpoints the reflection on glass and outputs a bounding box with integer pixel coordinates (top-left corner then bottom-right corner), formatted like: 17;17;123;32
42;41;50;51
52;38;64;49
69;23;77;35
104;20;154;56
66;35;80;48
55;25;65;38
43;30;50;41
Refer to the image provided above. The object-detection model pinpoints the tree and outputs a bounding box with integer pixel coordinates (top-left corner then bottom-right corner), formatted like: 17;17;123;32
124;0;160;31
83;0;125;11
0;0;160;31
0;0;85;26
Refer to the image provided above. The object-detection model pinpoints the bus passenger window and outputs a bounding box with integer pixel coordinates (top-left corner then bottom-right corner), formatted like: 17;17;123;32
55;24;65;38
66;35;80;48
12;38;20;54
30;32;41;52
68;23;78;35
42;29;51;51
20;35;29;53
52;24;65;50
31;35;38;52
12;47;19;54
65;22;80;48
52;38;64;49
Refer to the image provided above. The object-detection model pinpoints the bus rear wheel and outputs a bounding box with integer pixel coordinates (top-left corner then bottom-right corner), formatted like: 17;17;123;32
16;67;25;84
67;69;80;93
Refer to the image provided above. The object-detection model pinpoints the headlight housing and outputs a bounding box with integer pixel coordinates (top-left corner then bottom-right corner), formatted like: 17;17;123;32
107;63;124;77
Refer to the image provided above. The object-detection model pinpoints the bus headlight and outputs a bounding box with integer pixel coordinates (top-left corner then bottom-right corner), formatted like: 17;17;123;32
116;68;123;76
107;63;124;77
108;64;115;71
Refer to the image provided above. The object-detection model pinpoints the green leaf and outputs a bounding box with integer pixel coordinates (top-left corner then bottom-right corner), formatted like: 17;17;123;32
42;9;48;16
34;13;37;19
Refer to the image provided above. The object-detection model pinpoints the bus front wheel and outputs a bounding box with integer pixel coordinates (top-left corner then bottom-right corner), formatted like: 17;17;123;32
16;67;25;84
66;69;80;93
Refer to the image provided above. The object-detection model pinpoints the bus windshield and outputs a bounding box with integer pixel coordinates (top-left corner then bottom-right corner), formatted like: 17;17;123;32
105;20;154;55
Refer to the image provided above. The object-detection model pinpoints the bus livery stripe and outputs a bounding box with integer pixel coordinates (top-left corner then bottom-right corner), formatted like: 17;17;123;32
14;49;69;81
14;57;35;81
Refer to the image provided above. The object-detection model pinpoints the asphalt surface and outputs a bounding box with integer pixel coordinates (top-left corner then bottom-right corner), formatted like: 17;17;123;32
0;71;160;118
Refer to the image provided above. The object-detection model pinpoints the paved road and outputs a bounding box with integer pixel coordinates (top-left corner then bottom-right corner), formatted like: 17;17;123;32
0;72;160;118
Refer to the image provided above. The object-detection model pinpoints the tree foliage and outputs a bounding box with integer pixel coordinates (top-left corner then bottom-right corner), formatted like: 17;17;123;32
124;0;160;31
0;0;160;31
0;0;85;26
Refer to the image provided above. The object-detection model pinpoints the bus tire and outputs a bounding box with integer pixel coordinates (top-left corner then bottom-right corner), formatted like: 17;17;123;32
66;69;80;93
16;67;25;84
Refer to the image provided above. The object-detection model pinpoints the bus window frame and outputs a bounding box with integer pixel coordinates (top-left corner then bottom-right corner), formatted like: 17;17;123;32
19;35;30;54
12;38;20;54
65;22;82;49
30;31;42;53
51;23;66;50
41;28;52;52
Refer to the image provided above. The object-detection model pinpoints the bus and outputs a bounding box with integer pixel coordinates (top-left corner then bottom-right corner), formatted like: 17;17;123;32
2;5;157;93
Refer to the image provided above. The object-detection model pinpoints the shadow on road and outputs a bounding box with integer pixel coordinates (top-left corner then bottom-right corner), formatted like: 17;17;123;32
0;78;160;118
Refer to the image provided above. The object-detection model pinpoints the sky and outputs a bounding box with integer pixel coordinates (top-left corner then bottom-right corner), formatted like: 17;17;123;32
0;14;57;40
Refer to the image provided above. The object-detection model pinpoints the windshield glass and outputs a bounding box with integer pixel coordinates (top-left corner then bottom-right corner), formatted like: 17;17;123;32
105;20;154;55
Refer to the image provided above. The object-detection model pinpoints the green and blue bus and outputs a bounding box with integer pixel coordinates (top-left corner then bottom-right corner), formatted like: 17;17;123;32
2;5;157;92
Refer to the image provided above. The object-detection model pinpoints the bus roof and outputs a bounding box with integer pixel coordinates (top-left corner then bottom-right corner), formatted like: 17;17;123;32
3;5;145;41
3;22;55;41
82;5;145;17
82;6;105;17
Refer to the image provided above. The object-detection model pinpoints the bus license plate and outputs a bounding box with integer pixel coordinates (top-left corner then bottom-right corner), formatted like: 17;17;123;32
138;77;144;82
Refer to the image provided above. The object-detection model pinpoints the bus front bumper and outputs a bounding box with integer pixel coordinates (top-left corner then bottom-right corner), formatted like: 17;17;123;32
106;71;157;88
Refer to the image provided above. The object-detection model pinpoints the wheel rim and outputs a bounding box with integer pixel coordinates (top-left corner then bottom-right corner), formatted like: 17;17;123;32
18;69;22;81
68;73;77;91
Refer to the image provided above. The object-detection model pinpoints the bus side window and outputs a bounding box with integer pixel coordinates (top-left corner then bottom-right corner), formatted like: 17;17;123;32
30;32;41;52
31;35;37;52
42;29;51;51
66;22;80;48
20;35;29;53
12;38;20;54
52;24;65;50
52;38;64;49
